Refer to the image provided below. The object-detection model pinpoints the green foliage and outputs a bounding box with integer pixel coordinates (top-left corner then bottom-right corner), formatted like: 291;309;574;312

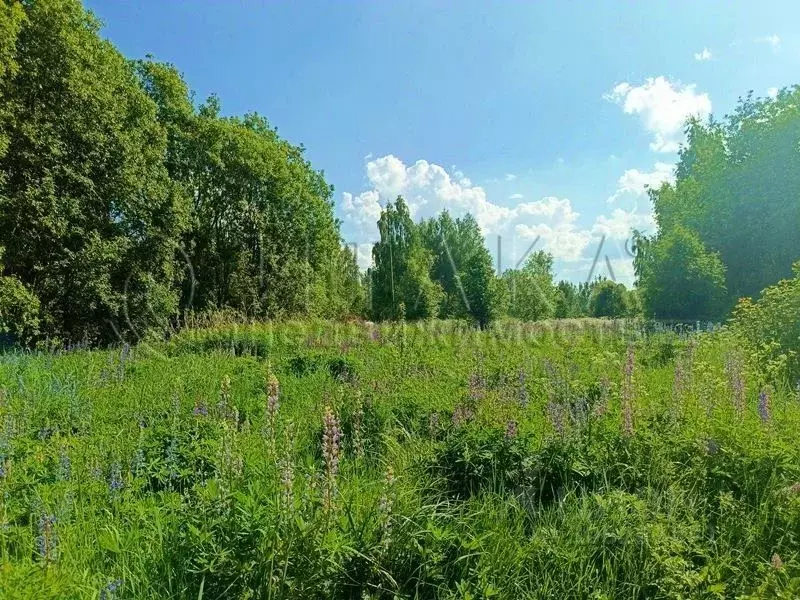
0;247;40;345
731;262;800;380
642;88;800;318
1;320;799;597
502;250;558;321
636;226;728;320
589;278;630;318
0;0;186;344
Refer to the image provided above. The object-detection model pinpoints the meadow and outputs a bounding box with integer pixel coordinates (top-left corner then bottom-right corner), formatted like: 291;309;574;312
0;318;799;599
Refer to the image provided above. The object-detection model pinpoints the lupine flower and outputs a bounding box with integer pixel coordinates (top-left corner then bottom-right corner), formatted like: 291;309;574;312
100;579;123;600
193;401;208;417
505;420;518;440
58;451;71;482
131;446;145;475
109;462;124;495
621;345;635;437
36;514;58;562
468;373;485;403
279;426;295;510
517;369;529;408
725;353;745;418
451;404;474;428
38;427;53;441
0;456;6;479
547;401;566;437
378;465;396;551
758;388;772;424
771;553;784;570
218;375;232;420
352;395;365;460
265;372;280;453
706;439;719;456
594;376;610;417
321;405;342;513
428;412;440;437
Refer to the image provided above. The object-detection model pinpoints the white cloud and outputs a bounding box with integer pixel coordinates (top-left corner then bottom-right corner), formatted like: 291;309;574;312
339;155;663;279
340;155;594;264
756;34;780;51
605;76;712;153
592;208;656;240
767;87;779;99
607;162;675;204
505;173;517;181
694;48;713;61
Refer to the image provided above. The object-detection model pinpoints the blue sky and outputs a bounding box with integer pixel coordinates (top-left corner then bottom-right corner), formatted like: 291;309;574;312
86;0;799;283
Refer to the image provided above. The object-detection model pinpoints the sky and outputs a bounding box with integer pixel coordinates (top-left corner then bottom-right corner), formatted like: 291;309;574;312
85;0;800;284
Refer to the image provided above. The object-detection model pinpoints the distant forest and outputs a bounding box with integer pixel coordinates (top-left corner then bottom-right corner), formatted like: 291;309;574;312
1;0;800;345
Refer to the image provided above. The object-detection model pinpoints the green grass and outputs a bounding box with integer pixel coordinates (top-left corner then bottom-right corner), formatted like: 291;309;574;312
0;319;799;598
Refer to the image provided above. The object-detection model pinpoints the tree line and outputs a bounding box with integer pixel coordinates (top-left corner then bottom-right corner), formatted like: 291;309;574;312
0;0;363;344
366;197;639;326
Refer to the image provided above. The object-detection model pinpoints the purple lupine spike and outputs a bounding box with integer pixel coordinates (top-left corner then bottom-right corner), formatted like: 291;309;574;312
504;420;518;440
758;388;772;424
99;579;123;600
109;462;124;495
322;405;342;512
517;369;529;408
725;353;745;418
36;514;58;562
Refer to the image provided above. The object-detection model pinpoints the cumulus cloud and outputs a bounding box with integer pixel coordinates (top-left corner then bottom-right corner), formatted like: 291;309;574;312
607;162;675;204
340;155;596;265
694;48;713;61
339;154;661;282
605;76;712;153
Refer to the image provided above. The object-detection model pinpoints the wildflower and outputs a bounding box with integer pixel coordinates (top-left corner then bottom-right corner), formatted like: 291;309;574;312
279;426;295;510
725;353;745;418
468;372;485;403
352;394;365;459
118;343;131;381
706;439;719;456
771;553;784;570
546;401;566;437
451;404;473;428
505;420;518;440
517;369;529;408
0;456;6;479
594;376;610;417
621;345;635;437
100;579;123;600
193;401;208;417
36;514;58;562
322;405;342;513
58;451;71;482
109;462;124;495
758;388;772;424
378;465;396;551
428;412;439;437
218;375;232;420
131;446;145;475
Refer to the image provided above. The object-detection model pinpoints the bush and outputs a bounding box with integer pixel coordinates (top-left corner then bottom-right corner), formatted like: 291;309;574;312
731;261;800;380
0;273;40;345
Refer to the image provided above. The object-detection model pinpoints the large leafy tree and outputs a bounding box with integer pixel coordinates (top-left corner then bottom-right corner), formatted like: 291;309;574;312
635;227;727;320
0;0;186;343
419;211;500;326
502;250;558;321
135;60;354;319
642;88;800;317
369;198;442;320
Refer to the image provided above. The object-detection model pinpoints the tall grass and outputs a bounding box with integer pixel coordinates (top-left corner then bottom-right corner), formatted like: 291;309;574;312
0;319;798;598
